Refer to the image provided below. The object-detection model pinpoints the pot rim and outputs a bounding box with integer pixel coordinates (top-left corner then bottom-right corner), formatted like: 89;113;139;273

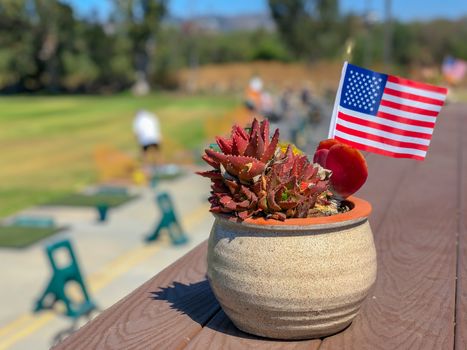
214;196;371;229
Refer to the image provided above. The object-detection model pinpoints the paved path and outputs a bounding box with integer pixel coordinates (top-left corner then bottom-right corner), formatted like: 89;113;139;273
0;171;213;350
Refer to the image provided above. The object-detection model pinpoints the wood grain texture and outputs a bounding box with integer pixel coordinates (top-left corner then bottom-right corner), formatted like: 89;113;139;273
184;309;321;350
54;241;220;350
319;106;459;350
358;153;415;231
455;103;467;350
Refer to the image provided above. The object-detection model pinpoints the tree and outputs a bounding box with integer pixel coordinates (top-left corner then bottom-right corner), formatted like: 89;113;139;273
111;0;168;88
0;0;96;92
32;0;78;92
0;0;37;91
268;0;341;60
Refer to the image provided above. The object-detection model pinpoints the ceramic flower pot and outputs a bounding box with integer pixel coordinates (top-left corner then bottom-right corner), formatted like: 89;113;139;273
207;196;376;340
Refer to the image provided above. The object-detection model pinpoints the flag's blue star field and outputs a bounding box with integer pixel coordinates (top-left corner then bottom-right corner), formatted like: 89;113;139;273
340;63;388;116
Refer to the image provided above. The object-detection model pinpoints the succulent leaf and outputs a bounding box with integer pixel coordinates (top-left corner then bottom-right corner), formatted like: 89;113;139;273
203;120;275;183
243;119;260;158
232;134;249;155
260;128;279;162
254;129;265;160
196;170;222;179
201;154;220;169
260;119;270;147
232;124;249;141
216;136;233;154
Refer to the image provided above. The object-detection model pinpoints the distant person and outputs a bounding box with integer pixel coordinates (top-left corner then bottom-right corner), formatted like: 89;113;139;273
300;86;320;123
300;87;312;106
260;91;273;114
260;91;281;122
279;87;293;115
133;109;162;166
244;76;263;112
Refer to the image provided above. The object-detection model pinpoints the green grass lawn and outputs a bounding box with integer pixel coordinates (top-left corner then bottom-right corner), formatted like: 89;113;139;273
0;92;238;218
46;193;137;208
0;226;63;248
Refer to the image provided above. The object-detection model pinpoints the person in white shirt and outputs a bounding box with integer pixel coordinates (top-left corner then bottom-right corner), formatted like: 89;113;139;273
133;109;162;165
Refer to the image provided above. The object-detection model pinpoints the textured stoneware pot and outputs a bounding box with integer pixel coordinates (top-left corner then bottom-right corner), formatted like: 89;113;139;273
207;196;376;340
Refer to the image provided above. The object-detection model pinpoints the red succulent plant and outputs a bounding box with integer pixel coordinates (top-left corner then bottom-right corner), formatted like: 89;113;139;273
199;118;279;183
254;145;331;220
198;119;368;221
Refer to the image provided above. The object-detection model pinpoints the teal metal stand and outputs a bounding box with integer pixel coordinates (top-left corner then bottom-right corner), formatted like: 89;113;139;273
145;192;188;245
34;239;97;319
96;203;109;222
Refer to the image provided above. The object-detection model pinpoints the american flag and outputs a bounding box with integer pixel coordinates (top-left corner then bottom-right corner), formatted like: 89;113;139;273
442;56;467;84
328;62;448;160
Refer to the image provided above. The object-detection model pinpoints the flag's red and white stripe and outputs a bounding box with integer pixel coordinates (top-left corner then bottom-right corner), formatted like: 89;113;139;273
332;72;448;160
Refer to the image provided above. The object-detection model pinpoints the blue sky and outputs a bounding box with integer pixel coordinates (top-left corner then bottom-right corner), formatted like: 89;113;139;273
63;0;467;22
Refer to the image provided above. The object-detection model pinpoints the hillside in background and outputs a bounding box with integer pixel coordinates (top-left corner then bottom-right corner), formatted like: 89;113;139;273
166;13;275;32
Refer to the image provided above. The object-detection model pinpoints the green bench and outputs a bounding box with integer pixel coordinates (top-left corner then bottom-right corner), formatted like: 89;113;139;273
12;216;55;228
0;216;63;248
149;164;185;188
95;186;129;196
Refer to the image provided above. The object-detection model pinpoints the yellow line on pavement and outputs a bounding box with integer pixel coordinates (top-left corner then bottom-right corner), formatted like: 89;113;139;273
0;314;55;350
0;315;33;339
0;203;210;350
88;237;169;293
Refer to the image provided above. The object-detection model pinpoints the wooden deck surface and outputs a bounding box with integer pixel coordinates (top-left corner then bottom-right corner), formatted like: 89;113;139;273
55;104;466;350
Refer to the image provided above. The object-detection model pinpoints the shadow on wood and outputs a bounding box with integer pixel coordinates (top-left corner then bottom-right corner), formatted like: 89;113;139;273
150;280;219;326
150;279;347;345
150;279;268;340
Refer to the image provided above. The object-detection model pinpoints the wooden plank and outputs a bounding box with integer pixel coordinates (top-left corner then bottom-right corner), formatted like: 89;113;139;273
358;153;416;231
54;241;220;350
184;310;321;350
319;106;459;349
455;103;467;350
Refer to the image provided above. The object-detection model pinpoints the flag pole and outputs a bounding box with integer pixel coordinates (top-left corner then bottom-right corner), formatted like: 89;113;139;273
328;61;348;138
